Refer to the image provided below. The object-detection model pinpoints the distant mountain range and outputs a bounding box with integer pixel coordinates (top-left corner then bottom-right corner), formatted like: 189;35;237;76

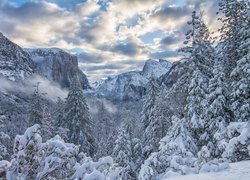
0;32;177;101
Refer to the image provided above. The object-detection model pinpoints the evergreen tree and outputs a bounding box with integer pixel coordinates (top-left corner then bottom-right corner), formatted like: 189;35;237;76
112;122;139;179
218;0;249;76
131;138;142;171
139;116;198;180
0;115;9;160
141;78;161;158
105;129;117;156
53;97;69;141
200;58;229;160
29;82;44;126
180;11;214;147
54;97;65;127
95;101;115;158
185;68;209;147
229;5;250;122
142;106;164;159
41;106;54;141
112;123;132;167
62;78;95;156
141;78;159;130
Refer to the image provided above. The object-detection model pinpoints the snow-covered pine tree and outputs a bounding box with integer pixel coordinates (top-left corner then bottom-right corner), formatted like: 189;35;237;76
141;78;161;158
153;87;173;138
0;115;9;160
139;116;198;180
112;122;137;179
180;11;214;147
131;138;143;174
230;4;250;122
201;58;229;160
53;97;69;141
29;82;44;126
142;106;164;159
54;97;65;127
62;78;96;156
112;122;132;167
95;101;115;158
41;106;54;141
141;78;159;130
218;0;249;76
105;129;117;156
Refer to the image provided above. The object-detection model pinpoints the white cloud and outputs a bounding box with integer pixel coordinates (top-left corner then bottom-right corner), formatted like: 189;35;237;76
0;0;220;81
75;0;100;17
0;1;79;48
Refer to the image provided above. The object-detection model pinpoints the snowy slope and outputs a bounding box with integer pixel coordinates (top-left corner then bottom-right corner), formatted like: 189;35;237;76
167;161;250;180
95;59;172;100
0;33;35;81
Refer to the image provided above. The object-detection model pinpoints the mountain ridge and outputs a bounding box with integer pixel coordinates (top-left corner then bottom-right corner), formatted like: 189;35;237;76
94;59;172;100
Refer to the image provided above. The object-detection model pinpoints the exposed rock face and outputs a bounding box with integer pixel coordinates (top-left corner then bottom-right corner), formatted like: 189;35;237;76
95;59;172;100
159;59;191;88
0;33;35;81
26;48;90;89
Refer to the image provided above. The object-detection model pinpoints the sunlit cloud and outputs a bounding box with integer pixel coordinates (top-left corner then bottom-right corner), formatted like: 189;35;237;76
0;0;219;81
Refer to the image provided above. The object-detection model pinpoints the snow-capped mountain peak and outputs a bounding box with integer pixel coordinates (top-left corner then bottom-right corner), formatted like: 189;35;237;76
142;59;172;78
94;59;172;100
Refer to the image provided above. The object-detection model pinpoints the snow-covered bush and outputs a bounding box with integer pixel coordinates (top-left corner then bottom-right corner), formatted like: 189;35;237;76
0;160;10;178
7;124;79;180
222;122;250;162
139;116;198;180
73;156;120;180
199;158;229;173
2;124;122;180
7;124;42;179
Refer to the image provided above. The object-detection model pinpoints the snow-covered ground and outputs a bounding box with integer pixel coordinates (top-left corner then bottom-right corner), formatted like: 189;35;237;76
167;161;250;180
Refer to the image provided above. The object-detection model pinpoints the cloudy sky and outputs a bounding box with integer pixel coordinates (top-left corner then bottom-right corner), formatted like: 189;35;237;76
0;0;219;81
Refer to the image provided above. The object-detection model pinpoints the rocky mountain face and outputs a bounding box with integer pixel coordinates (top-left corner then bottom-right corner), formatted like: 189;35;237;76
26;48;90;89
95;59;172;100
0;33;35;81
159;59;191;88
